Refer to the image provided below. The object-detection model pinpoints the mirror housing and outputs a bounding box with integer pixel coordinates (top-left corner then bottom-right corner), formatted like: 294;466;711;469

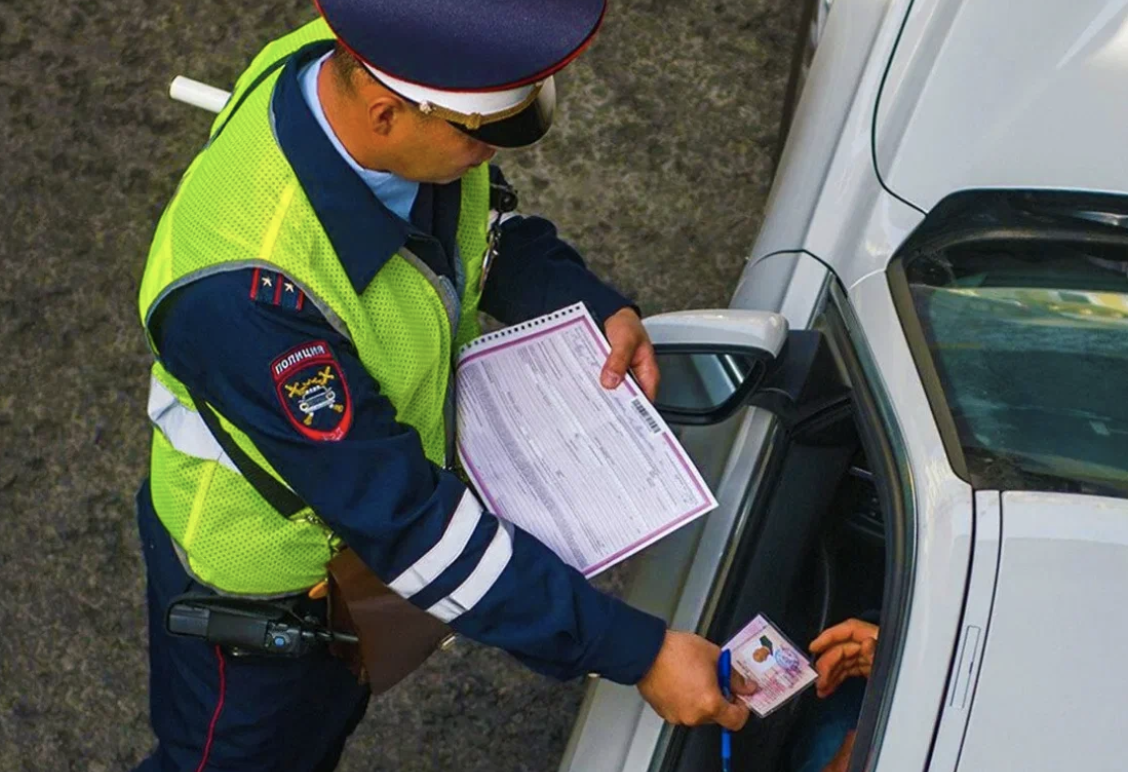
644;310;789;424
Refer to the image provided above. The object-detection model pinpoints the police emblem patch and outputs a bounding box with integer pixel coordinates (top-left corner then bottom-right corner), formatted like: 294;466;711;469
271;341;352;441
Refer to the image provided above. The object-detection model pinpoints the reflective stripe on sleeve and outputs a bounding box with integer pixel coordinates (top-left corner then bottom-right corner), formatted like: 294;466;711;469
387;490;483;599
147;374;240;474
427;520;515;623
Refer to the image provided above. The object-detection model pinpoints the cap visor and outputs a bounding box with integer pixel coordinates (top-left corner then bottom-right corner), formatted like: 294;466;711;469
454;78;557;148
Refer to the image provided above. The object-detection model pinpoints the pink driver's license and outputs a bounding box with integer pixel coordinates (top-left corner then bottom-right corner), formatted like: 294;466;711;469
725;614;818;718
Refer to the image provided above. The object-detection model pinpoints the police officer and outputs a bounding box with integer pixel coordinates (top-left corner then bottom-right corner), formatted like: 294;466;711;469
133;2;754;769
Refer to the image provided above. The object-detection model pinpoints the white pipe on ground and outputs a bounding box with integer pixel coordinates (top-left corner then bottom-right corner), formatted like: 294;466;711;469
169;76;231;114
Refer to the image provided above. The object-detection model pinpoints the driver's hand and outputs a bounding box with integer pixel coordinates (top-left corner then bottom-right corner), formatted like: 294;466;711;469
637;630;757;730
809;619;879;698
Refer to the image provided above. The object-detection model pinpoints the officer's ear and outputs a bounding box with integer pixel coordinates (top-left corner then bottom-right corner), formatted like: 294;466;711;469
367;95;406;138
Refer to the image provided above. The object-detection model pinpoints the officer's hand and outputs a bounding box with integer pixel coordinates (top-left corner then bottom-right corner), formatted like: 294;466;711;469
637;630;756;730
809;619;879;698
601;308;660;401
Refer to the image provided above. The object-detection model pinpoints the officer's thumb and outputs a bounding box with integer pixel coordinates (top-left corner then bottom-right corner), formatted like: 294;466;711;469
600;346;631;390
716;697;751;732
731;669;758;697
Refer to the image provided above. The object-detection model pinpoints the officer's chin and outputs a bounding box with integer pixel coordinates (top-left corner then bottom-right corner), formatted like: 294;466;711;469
431;171;467;185
433;164;480;185
398;166;466;185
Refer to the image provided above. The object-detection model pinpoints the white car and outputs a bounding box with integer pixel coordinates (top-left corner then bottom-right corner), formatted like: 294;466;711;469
560;1;1128;771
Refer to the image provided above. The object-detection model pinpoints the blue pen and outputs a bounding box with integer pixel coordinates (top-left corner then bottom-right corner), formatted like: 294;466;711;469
718;649;733;772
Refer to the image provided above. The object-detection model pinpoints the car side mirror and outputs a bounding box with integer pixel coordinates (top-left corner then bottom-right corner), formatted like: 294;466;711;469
644;310;789;425
652;349;772;424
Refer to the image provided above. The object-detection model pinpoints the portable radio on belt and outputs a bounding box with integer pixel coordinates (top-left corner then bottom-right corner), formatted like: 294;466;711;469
166;594;358;658
481;179;519;291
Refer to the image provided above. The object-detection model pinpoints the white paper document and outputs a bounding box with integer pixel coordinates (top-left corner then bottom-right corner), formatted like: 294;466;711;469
455;303;718;577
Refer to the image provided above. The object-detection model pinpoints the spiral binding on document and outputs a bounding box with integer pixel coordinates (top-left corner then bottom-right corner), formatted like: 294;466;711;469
457;303;588;359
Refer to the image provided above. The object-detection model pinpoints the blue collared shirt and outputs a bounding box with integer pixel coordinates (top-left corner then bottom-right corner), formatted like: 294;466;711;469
146;40;662;685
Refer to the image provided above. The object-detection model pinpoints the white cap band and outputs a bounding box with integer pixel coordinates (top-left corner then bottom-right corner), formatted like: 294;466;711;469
363;62;539;117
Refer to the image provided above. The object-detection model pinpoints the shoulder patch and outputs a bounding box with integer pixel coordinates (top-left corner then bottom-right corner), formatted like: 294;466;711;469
251;268;305;311
271;341;352;441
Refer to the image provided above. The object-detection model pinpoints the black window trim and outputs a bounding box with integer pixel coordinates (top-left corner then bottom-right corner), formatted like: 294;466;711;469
886;257;971;481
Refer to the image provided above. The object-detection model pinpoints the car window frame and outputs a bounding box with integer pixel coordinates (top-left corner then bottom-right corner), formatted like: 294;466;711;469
823;281;917;772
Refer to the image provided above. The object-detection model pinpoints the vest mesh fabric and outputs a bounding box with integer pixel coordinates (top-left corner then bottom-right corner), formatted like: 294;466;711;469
453;181;488;349
138;19;490;595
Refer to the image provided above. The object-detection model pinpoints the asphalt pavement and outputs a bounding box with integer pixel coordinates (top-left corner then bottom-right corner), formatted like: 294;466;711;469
0;1;800;769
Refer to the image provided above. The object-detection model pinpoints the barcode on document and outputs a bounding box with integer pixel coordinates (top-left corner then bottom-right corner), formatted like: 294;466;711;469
631;399;662;434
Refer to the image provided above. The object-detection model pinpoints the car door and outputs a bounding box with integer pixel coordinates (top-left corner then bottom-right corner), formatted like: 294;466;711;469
665;285;939;772
560;274;929;772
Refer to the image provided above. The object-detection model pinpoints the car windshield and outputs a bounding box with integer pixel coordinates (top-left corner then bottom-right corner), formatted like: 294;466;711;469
898;194;1128;495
